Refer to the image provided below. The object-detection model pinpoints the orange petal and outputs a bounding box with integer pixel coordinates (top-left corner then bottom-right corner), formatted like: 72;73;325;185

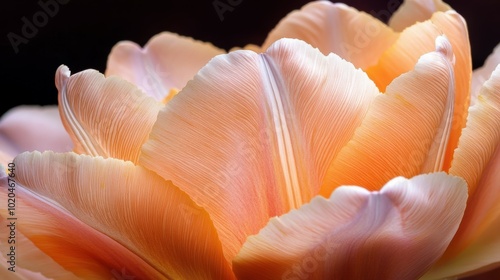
365;11;472;171
471;43;500;105
139;38;379;262
56;65;163;163
0;105;72;166
10;151;234;279
233;172;468;280
255;1;397;69
388;0;451;32
105;32;225;100
449;65;500;196
424;65;500;279
0;217;80;279
0;174;163;279
321;36;455;195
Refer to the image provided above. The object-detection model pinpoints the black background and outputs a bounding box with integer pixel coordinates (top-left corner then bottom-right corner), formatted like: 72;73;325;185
1;0;499;115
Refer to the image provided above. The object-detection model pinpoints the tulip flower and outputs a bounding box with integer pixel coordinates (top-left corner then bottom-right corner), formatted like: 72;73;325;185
0;0;499;279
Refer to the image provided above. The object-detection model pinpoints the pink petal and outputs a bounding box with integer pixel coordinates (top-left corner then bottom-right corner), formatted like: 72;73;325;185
233;172;468;280
105;32;225;101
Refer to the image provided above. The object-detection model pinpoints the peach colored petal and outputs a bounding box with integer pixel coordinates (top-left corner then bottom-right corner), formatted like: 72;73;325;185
139;38;379;262
471;43;500;106
233;173;467;280
56;65;163;163
0;217;79;280
424;65;500;279
252;1;397;69
0;105;72;167
11;151;234;279
365;11;471;171
321;36;455;195
388;0;451;32
0;173;163;279
449;65;500;196
105;31;225;101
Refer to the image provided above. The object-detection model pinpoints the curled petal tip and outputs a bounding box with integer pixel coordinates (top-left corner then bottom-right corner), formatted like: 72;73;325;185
436;35;455;65
55;65;71;92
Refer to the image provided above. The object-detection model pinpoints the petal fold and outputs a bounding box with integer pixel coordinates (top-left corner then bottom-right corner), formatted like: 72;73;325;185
388;0;451;32
424;65;500;279
471;43;500;105
9;151;234;279
105;32;225;100
233;172;468;280
139;38;379;262
56;65;163;163
321;35;455;195
251;1;397;69
365;11;471;171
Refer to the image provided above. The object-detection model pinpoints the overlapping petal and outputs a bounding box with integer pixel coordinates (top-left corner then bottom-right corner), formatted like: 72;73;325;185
105;31;225;101
0;105;72;167
6;151;234;279
321;36;455;194
423;65;500;279
233;173;467;280
366;11;471;172
56;65;163;163
139;38;380;262
245;1;397;69
388;0;451;31
471;44;500;105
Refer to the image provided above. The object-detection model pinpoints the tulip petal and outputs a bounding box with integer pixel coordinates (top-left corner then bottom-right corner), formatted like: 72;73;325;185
8;151;234;279
321;36;455;195
0;217;80;279
0;105;72;167
471;43;500;106
424;65;500;279
449;65;500;196
253;1;397;69
388;0;451;32
56;65;163;163
139;38;379;262
0;174;163;279
105;31;225;101
233;172;468;280
365;11;471;171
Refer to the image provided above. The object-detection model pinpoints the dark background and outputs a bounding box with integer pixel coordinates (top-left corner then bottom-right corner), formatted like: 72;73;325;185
1;0;499;115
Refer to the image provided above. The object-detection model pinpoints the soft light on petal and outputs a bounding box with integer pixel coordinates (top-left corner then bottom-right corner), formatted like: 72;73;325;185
424;65;500;279
321;35;455;194
140;38;379;262
388;0;451;32
252;1;397;69
471;43;500;105
105;31;225;100
0;174;164;279
56;65;163;163
233;173;468;280
9;151;235;279
0;105;72;166
365;11;472;171
0;217;80;280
